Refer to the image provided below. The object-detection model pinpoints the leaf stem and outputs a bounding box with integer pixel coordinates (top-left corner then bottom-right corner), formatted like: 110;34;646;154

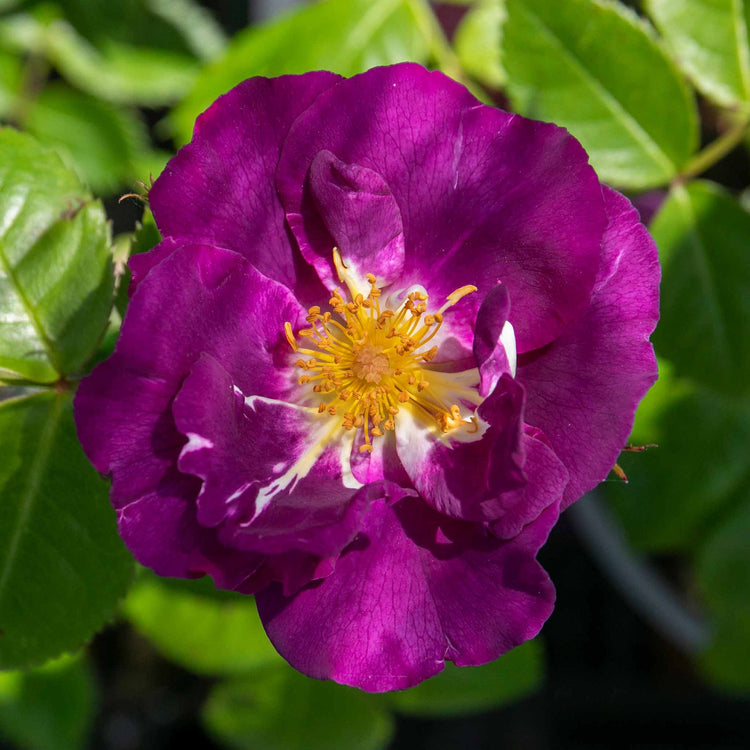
679;112;750;181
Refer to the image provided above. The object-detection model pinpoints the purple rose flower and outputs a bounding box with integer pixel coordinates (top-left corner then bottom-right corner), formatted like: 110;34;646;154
75;64;659;692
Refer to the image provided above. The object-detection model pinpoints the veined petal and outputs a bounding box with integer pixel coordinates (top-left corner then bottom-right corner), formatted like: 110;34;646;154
257;493;558;692
517;187;660;508
148;73;340;303
276;63;605;353
395;374;526;522
173;354;367;558
298;150;406;293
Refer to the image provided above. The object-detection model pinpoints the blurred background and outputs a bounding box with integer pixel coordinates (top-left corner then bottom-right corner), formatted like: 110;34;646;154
0;0;749;748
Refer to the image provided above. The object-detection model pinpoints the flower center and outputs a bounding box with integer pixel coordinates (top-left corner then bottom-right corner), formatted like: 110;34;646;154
284;250;480;453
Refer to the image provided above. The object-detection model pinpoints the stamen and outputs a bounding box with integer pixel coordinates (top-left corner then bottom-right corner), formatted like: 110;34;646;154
288;252;480;447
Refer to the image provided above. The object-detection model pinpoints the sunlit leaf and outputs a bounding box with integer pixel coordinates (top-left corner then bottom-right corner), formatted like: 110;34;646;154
503;0;698;188
0;129;113;383
203;664;394;750
454;0;507;89
49;26;199;106
146;0;227;60
26;84;149;194
171;0;431;144
388;639;543;716
124;574;282;676
646;0;750;108
0;391;133;670
0;654;95;750
651;181;750;395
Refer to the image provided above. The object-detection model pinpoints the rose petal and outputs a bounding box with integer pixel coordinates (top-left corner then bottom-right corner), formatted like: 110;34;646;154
517;187;660;508
395;374;530;522
148;73;340;302
299;150;406;291
173;353;367;558
257;492;558;692
77;243;303;498
277;63;605;352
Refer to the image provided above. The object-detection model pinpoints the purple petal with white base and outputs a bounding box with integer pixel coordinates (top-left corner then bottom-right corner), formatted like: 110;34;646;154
173;353;367;557
257;493;558;692
395;374;526;521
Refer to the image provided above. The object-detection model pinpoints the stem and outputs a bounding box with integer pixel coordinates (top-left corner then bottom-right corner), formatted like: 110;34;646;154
679;112;750;181
568;494;711;656
407;0;491;103
9;52;49;129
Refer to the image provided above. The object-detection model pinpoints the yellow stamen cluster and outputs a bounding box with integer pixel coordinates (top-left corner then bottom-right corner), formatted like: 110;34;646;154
285;255;478;454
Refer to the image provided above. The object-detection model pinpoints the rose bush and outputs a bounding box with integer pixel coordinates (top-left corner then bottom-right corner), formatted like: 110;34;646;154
75;63;659;691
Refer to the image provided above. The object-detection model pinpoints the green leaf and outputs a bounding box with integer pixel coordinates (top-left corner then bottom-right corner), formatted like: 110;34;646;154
646;0;750;108
26;84;149;194
203;664;394;750
0;129;114;383
696;495;750;692
503;0;698;189
146;0;227;61
123;574;282;676
606;387;750;552
651;181;750;395
454;0;507;89
0;653;95;750
0;391;133;670
49;27;199;106
388;639;542;717
170;0;431;144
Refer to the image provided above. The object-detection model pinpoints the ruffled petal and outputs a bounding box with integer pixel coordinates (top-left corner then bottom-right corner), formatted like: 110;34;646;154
75;244;306;580
276;63;605;352
473;282;515;396
116;470;264;590
298;150;406;291
172;353;367;558
517;187;660;508
148;73;340;302
256;492;558;692
395;374;526;521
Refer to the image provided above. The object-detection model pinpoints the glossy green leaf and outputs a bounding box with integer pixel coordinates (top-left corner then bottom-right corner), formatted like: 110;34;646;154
0;654;95;750
606;387;750;552
203;664;394;750
26;84;149;194
503;0;698;188
0;129;114;383
123;574;282;676
696;496;750;692
454;0;507;89
0;391;133;670
171;0;431;144
651;181;750;394
388;639;542;717
646;0;750;108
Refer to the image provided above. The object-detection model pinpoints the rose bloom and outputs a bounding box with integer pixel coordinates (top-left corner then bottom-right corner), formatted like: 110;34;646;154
75;64;659;692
